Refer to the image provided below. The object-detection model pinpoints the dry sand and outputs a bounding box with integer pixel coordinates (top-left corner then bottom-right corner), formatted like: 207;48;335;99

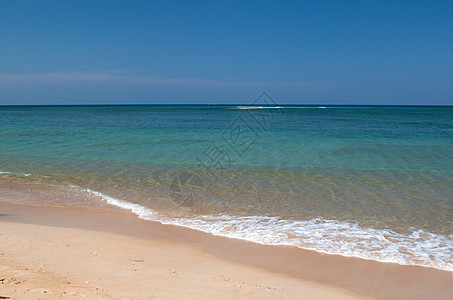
0;202;451;299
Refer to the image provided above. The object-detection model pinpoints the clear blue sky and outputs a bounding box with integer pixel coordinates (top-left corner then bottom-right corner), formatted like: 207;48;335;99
0;0;452;105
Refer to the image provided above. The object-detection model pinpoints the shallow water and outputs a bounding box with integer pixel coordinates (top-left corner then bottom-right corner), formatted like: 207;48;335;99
0;104;452;270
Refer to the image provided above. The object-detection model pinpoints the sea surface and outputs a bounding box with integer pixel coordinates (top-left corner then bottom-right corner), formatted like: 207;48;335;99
0;104;452;271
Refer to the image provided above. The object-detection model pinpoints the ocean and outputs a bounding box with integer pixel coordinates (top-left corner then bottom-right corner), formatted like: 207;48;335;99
0;104;452;271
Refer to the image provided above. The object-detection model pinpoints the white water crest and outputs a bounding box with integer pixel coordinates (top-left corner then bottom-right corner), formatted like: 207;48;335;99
81;188;154;220
79;187;453;272
235;106;282;109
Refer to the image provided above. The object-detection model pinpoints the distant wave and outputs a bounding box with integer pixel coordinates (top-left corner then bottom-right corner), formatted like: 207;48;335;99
233;106;330;109
235;106;283;109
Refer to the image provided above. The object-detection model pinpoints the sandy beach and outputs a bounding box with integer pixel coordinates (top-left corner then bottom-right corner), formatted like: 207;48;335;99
0;203;364;300
0;202;451;300
2;0;452;298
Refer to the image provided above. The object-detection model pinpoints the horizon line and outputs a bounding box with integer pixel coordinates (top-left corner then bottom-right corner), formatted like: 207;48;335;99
1;104;452;107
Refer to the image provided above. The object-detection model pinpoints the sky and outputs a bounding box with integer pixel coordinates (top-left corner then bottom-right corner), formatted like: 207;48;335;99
0;0;452;105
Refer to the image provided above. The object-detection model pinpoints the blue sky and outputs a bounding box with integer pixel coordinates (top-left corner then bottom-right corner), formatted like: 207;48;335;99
0;0;452;105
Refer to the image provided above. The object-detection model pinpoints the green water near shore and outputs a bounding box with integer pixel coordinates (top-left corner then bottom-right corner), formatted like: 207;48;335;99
1;105;452;270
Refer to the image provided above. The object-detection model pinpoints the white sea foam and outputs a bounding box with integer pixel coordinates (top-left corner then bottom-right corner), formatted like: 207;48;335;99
0;171;32;176
76;187;453;272
81;188;154;220
236;106;282;109
156;215;453;271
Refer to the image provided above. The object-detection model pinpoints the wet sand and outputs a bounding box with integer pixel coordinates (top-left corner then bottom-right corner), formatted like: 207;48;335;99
0;202;451;299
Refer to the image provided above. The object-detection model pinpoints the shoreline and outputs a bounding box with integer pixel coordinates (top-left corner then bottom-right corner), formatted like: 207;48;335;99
1;201;451;299
1;176;451;272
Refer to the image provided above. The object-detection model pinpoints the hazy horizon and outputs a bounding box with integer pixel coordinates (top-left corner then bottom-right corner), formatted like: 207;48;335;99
1;103;453;107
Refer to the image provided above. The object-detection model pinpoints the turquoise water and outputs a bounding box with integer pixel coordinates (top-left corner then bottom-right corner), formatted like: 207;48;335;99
0;105;452;270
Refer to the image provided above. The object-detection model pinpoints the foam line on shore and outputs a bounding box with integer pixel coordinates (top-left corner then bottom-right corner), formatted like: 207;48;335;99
78;186;453;272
